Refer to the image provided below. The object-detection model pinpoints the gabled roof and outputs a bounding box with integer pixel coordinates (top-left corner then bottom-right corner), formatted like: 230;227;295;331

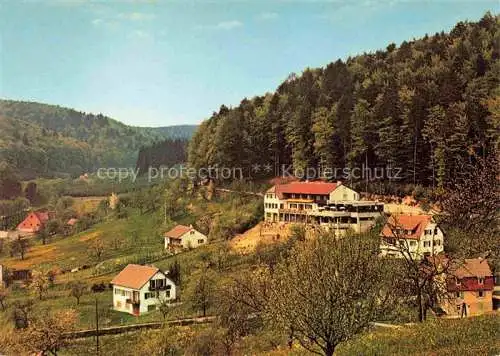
111;264;162;290
34;212;50;223
452;258;493;278
268;181;339;199
164;225;193;239
381;214;432;240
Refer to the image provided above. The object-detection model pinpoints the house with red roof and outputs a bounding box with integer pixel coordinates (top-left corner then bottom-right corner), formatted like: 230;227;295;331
264;181;383;234
441;258;494;317
16;211;52;234
380;214;444;259
111;264;176;316
164;224;207;250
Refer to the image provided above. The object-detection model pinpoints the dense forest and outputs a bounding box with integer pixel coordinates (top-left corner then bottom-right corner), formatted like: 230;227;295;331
135;138;188;173
188;13;500;189
0;100;196;178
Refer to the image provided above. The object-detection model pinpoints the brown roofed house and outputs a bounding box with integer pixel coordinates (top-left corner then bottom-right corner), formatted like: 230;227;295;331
164;225;207;250
111;264;176;316
442;258;494;317
380;214;444;260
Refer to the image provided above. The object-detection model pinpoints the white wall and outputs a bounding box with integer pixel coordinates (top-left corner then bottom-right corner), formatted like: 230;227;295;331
329;185;360;202
113;271;177;315
181;230;208;249
138;272;177;314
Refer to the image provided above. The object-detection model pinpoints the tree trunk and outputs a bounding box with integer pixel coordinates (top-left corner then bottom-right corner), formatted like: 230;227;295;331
325;343;336;356
417;290;424;322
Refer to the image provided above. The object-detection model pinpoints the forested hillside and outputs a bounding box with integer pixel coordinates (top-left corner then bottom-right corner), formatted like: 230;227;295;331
188;13;500;188
136;138;188;173
0;100;196;178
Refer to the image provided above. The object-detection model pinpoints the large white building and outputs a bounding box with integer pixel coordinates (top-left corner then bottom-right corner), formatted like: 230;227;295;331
111;264;176;316
380;214;444;259
264;181;383;234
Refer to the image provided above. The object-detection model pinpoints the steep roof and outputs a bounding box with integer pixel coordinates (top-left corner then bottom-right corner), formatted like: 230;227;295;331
269;181;339;199
381;214;432;240
34;212;50;223
111;264;161;289
164;225;193;239
453;258;493;278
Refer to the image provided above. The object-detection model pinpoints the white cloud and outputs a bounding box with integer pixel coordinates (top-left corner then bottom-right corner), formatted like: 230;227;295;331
257;12;279;21
129;30;153;40
118;12;156;22
215;20;243;30
92;18;103;26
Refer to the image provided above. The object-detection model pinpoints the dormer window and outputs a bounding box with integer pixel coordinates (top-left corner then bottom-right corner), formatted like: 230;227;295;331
478;277;484;285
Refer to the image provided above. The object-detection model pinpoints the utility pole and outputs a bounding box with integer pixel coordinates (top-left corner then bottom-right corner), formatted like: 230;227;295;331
95;297;99;356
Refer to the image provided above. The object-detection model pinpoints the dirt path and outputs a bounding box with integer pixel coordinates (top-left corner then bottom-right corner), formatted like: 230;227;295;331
230;222;291;254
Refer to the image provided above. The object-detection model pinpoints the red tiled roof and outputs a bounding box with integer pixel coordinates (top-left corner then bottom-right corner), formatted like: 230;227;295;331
111;264;161;289
381;214;432;240
269;181;339;199
452;258;493;278
34;212;50;223
164;225;192;239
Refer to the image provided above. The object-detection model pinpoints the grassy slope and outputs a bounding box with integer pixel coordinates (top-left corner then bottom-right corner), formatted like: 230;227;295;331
336;315;500;356
0;192;261;334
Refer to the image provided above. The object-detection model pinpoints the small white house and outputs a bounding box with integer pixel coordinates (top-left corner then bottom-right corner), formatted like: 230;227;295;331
164;225;207;250
111;264;176;316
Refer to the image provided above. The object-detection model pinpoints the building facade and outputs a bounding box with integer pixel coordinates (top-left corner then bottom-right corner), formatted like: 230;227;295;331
380;214;444;259
111;264;177;316
264;181;383;234
16;211;51;234
164;225;208;250
443;258;494;317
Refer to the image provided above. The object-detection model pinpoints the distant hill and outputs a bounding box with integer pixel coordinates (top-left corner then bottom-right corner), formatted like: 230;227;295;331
0;100;197;178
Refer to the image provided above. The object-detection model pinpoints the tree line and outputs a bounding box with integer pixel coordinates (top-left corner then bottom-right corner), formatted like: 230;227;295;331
188;13;499;189
135;138;188;174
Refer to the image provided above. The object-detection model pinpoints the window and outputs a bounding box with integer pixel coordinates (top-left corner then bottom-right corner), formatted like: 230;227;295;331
280;204;284;209
478;277;484;285
434;239;441;246
198;239;204;244
423;241;431;248
150;280;156;289
478;290;484;298
410;241;417;247
455;277;461;286
190;231;194;235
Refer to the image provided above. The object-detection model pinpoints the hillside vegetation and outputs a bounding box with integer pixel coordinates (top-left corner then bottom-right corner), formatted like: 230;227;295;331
189;13;499;189
0;100;196;178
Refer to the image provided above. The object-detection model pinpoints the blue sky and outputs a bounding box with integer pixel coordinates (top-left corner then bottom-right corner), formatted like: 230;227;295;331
0;1;497;127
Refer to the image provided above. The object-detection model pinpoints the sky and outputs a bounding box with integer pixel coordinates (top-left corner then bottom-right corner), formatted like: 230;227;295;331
0;1;497;127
